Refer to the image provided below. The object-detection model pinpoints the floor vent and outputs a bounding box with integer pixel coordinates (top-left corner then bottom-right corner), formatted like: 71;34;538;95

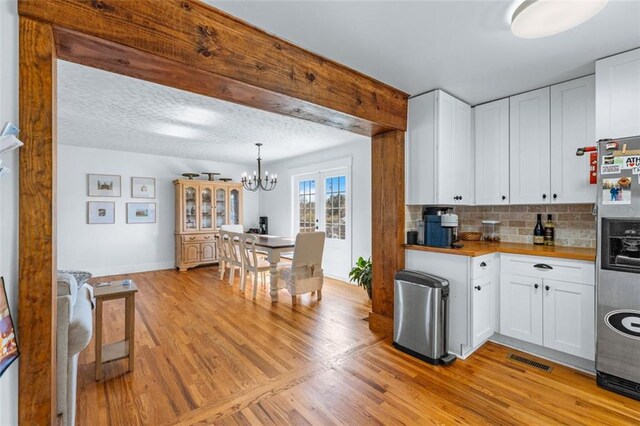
507;353;553;372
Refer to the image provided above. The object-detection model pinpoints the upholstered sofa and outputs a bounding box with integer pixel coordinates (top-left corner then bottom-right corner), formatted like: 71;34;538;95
56;271;94;426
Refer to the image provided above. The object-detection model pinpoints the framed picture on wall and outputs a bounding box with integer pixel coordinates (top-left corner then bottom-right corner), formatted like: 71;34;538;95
127;202;156;224
131;177;156;199
0;277;19;377
88;201;115;224
88;174;121;197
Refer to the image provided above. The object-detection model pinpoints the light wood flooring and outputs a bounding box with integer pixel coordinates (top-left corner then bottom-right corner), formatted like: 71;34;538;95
77;267;640;425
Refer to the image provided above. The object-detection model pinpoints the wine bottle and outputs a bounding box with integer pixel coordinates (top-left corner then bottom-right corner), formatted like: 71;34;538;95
544;214;555;246
533;214;544;245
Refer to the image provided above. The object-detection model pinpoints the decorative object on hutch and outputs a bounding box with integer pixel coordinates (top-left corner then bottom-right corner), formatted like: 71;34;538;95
241;143;278;191
181;173;200;180
219;178;233;182
201;172;220;181
174;178;243;272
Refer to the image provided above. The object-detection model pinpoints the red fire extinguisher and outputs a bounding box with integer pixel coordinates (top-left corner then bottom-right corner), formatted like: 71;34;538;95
576;146;598;185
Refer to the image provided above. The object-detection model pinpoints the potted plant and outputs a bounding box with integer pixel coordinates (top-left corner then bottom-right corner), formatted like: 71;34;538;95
349;256;372;299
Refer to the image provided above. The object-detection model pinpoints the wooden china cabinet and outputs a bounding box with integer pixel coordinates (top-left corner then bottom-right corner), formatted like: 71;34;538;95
174;179;243;271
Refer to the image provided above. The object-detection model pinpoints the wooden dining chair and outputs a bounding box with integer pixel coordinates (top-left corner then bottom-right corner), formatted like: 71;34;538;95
277;232;326;305
239;234;271;299
219;231;243;285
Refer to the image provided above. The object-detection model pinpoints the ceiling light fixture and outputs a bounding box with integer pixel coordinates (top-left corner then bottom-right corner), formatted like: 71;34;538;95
241;143;278;192
511;0;608;39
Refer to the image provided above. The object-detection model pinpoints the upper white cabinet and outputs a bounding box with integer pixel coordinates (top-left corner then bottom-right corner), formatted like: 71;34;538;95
550;75;597;204
474;99;510;205
406;90;473;205
509;87;551;205
596;48;640;140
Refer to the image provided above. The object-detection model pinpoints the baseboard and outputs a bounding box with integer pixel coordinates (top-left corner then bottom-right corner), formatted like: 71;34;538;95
73;261;176;278
369;311;393;336
490;333;595;374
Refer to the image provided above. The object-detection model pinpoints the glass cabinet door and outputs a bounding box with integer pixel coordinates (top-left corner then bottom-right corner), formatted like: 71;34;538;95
184;186;198;231
200;186;213;230
229;188;240;225
215;187;227;228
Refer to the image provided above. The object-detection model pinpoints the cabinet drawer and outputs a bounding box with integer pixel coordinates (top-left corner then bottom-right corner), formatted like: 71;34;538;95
471;254;496;279
501;254;594;285
181;234;215;243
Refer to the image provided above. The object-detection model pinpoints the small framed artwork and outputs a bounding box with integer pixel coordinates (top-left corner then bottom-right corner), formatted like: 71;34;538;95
0;277;19;377
88;174;121;197
127;202;156;224
88;201;115;224
131;177;156;199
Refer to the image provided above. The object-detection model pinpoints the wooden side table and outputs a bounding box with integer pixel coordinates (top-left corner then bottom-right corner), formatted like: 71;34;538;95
93;280;138;381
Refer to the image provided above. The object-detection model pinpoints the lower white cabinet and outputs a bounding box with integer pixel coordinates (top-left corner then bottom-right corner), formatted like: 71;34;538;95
499;255;595;360
472;277;496;347
500;274;543;345
542;279;595;360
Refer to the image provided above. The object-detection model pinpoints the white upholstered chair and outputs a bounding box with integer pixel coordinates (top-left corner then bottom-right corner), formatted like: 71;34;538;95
239;233;271;299
277;232;326;305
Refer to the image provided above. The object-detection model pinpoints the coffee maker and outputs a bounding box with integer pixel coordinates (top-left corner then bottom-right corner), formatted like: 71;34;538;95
424;207;459;248
259;216;268;235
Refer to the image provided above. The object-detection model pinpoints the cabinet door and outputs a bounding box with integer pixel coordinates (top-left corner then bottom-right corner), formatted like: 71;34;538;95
474;99;510;205
510;87;551;205
543;279;595;360
550;76;597;204
229;188;242;225
437;91;457;204
200;186;214;230
437;91;473;205
500;273;543;345
200;242;216;262
406;92;437;205
215;187;228;228
183;243;201;263
183;185;198;231
472;278;494;347
596;48;640;140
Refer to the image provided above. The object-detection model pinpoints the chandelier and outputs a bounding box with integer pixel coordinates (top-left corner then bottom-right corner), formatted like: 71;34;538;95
241;143;278;192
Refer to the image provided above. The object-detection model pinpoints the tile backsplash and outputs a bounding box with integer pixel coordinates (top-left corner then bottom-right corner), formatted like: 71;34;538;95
406;204;596;248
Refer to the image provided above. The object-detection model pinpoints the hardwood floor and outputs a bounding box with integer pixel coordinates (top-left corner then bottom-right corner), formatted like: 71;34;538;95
77;267;640;425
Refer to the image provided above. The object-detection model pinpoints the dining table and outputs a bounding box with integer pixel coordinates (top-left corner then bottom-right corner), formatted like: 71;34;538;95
253;236;296;303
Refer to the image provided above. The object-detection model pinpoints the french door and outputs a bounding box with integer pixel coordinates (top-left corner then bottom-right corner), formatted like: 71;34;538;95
294;168;351;281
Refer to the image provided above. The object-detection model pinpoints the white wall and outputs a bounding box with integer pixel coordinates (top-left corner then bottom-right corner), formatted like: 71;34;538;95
0;0;19;423
57;145;259;277
259;140;372;278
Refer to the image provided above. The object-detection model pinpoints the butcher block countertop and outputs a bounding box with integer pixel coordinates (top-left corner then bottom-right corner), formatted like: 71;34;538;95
405;241;596;262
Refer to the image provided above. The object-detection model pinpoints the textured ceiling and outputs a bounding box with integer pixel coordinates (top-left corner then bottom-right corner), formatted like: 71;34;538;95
57;61;368;163
210;0;640;105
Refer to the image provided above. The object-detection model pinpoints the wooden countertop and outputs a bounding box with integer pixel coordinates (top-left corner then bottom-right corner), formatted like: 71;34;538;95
405;241;596;262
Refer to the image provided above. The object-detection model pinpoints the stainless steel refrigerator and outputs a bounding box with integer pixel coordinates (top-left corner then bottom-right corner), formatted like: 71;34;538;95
596;136;640;400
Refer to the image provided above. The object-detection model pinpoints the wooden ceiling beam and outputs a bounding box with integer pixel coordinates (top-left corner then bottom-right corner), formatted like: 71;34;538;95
19;0;408;136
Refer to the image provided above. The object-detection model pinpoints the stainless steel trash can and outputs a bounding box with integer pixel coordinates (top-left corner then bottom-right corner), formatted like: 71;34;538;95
393;269;456;365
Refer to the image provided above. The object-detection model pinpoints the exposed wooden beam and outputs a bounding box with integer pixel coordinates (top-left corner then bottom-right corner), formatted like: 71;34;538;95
19;0;408;136
370;130;405;324
53;27;387;137
18;16;57;426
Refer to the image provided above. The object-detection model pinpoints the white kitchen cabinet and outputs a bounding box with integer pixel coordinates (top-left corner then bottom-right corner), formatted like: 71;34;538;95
510;87;551;204
472;277;495;347
596;48;640;140
405;250;497;358
542;279;595;360
500;273;543;345
499;254;595;360
406;90;473;205
550;75;597;204
474;99;510;205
